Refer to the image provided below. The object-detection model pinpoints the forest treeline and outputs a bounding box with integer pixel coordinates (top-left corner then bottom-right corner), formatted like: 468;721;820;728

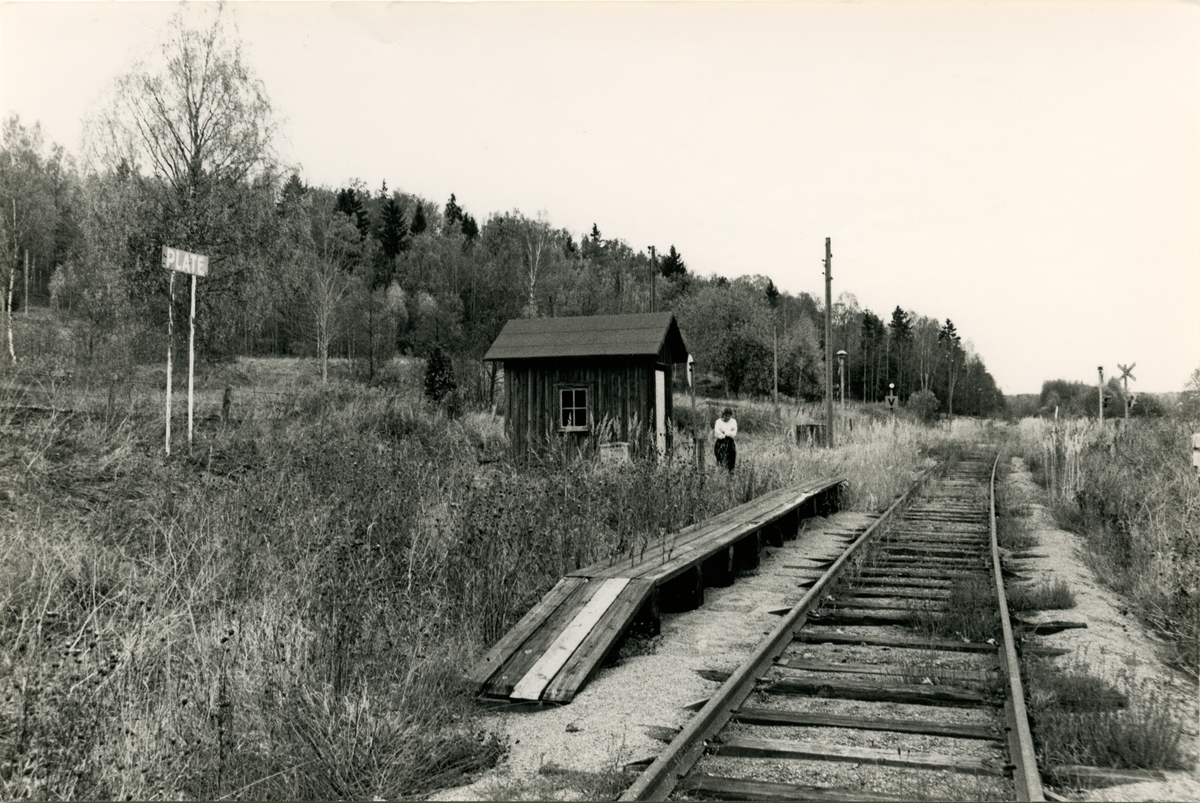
0;5;1004;416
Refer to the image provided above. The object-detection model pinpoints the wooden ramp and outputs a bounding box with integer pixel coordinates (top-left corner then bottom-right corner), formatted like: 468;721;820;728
468;476;845;704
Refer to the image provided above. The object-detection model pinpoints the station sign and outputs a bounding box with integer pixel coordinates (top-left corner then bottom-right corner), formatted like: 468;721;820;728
162;246;209;277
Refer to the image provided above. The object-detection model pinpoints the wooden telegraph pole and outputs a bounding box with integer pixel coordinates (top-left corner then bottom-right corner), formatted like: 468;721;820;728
648;246;656;313
1097;366;1104;425
824;237;834;448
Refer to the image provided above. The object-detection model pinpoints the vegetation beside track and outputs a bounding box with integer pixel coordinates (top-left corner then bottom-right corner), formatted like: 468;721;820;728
1;357;951;800
1011;416;1200;675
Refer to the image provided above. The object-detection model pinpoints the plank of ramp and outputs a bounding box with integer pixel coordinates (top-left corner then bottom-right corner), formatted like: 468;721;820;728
468;577;585;692
679;773;911;802
733;707;1002;741
542;578;655;703
485;579;603;698
510;577;630;701
714;735;1003;776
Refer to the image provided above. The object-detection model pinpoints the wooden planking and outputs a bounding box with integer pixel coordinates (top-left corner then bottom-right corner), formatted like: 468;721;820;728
571;488;789;579
796;630;1000;654
808;609;916;626
679;773;911;802
776;659;997;687
628;481;842;582
848;576;954;589
476;476;841;701
574;479;841;582
825;597;948;611
542;578;656;703
733;707;1003;741
468;577;585;691
714;736;1004;776
484;579;605;698
766;676;996;708
511;578;630;701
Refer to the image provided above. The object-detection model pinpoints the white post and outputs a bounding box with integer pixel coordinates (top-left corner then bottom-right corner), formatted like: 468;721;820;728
166;270;174;456
188;273;197;448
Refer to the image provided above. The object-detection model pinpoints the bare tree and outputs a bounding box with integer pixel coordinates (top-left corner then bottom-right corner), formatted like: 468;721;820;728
521;212;551;318
86;2;279;355
91;4;275;202
1;116;57;364
302;207;359;382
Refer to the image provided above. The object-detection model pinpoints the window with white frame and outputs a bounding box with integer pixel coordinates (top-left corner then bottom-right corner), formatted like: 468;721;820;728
559;386;589;431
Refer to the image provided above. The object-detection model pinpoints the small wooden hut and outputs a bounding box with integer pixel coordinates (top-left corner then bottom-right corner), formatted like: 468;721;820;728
484;312;690;462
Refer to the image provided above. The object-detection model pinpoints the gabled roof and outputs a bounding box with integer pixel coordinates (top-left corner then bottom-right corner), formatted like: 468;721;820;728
484;312;690;363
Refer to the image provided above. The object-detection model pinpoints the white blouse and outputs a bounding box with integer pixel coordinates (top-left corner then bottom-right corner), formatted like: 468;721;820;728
713;417;737;439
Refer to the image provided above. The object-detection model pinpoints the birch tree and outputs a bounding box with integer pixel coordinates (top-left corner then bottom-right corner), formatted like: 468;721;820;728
88;2;278;355
0;116;57;363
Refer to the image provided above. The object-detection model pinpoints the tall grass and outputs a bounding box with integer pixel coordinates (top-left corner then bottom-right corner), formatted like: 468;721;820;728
1013;417;1200;674
1;367;952;798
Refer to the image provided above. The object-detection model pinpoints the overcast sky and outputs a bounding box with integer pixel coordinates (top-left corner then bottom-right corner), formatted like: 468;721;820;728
2;0;1197;394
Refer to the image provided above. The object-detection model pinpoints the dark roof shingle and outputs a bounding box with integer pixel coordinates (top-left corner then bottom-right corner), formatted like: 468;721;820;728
484;312;689;362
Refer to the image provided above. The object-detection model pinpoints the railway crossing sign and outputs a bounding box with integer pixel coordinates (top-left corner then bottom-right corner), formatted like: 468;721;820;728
162;245;208;456
1117;363;1137;420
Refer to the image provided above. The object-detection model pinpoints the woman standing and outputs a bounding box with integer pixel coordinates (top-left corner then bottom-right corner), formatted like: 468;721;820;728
713;407;738;471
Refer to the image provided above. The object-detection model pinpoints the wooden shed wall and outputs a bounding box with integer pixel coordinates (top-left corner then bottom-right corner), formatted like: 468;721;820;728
504;351;676;462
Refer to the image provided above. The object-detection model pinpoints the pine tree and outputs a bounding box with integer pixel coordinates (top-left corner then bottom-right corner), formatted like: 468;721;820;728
424;345;457;404
660;245;687;278
377;196;408;261
461;213;479;242
335;187;369;238
444;193;463;228
410;201;427;236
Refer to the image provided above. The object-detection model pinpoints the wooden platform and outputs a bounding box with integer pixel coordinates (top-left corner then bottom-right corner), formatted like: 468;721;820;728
468;476;845;703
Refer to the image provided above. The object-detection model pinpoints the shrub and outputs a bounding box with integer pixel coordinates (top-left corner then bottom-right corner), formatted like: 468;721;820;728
423;346;456;405
908;388;939;425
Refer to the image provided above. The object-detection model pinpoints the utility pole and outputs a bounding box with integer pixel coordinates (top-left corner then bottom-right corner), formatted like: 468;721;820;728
1097;366;1104;425
824;237;834;448
648;246;656;313
773;320;779;413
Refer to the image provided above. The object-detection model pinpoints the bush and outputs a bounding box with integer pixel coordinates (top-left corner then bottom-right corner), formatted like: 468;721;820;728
908;389;939;425
423;346;457;407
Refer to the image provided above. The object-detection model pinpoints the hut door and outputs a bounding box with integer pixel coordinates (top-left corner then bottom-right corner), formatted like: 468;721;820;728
655;368;667;456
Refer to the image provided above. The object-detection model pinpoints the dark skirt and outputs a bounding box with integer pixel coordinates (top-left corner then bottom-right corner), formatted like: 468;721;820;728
714;437;737;471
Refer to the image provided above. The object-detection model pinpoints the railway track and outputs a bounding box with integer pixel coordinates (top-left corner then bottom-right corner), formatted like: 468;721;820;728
623;453;1044;802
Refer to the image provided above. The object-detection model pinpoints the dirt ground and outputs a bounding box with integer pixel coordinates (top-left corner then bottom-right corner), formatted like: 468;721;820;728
432;460;1200;801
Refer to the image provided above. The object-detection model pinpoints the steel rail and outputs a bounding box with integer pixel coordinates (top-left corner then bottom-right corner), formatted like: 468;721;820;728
620;468;934;801
989;454;1045;802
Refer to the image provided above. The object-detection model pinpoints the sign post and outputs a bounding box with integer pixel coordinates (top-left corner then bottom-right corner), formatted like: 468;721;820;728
885;382;898;416
162;246;209;454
